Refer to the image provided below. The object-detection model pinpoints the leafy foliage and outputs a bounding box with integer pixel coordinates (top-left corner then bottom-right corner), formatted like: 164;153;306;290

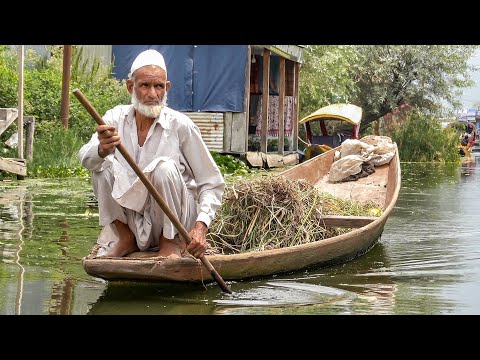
0;45;130;142
0;45;130;178
391;109;460;163
299;45;480;131
299;45;358;119
0;45;19;108
210;151;251;176
28;122;90;178
67;46;131;140
351;45;480;129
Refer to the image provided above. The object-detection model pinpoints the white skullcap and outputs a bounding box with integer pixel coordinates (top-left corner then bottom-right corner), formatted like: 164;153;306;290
129;49;167;78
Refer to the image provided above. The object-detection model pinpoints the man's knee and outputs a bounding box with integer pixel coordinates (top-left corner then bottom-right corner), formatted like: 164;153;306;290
151;159;179;185
92;168;114;196
92;167;114;183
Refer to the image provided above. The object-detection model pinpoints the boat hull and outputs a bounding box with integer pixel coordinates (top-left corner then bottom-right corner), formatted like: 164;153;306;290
83;217;386;282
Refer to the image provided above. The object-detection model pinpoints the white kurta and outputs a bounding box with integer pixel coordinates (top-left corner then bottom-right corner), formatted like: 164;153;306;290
78;104;225;253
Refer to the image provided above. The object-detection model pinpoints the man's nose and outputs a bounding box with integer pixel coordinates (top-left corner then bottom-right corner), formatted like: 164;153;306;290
147;86;158;97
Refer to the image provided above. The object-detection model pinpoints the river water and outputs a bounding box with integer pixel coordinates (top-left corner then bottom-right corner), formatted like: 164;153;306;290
1;156;479;315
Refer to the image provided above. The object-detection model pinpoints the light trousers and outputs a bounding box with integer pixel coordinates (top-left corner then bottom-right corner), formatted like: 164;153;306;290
92;158;197;253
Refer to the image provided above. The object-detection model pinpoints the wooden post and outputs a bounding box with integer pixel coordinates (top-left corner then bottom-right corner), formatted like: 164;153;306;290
17;45;24;180
293;62;300;152
17;45;24;160
373;120;380;135
278;57;285;155
61;45;72;129
260;48;270;154
243;45;252;152
25;116;35;161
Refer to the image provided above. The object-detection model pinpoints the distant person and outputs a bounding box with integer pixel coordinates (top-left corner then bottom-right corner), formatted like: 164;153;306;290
78;49;225;260
465;122;477;149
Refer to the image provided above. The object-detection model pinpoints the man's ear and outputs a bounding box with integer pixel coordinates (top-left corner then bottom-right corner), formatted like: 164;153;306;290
166;80;171;92
126;79;134;94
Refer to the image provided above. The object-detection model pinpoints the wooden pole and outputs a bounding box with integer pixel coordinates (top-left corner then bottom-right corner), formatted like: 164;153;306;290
25;116;35;161
17;45;24;160
260;48;270;154
373;120;380;136
61;45;72;129
278;57;285;155
16;45;25;181
72;89;232;294
293;62;300;152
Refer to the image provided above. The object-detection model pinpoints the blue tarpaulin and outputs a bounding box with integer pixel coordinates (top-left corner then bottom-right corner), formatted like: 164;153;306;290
112;45;247;113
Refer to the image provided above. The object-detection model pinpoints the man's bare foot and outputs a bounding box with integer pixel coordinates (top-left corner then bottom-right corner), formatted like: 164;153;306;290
158;235;185;259
103;220;138;257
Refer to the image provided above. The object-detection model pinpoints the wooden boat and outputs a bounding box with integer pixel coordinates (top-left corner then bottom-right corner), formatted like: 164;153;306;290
83;135;401;283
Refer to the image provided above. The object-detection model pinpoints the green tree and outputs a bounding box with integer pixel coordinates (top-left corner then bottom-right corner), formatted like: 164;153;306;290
0;45;19;107
299;45;479;132
351;45;479;129
299;45;358;119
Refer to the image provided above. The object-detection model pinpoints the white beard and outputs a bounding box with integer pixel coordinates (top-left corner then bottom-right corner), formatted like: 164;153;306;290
131;90;167;118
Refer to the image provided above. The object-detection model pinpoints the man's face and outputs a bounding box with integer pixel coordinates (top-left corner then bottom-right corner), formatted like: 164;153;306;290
127;65;171;118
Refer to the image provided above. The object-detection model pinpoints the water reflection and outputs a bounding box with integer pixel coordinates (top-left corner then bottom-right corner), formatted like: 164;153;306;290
87;281;219;315
1;155;480;314
460;155;477;178
0;179;103;315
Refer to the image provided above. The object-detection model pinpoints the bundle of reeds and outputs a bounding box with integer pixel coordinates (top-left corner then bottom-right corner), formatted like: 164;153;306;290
207;175;379;254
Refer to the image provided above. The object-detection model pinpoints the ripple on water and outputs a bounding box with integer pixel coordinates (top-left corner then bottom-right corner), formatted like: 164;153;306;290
212;280;356;309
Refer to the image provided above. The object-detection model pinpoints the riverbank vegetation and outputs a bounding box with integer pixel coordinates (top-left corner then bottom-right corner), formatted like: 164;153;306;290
387;109;461;162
